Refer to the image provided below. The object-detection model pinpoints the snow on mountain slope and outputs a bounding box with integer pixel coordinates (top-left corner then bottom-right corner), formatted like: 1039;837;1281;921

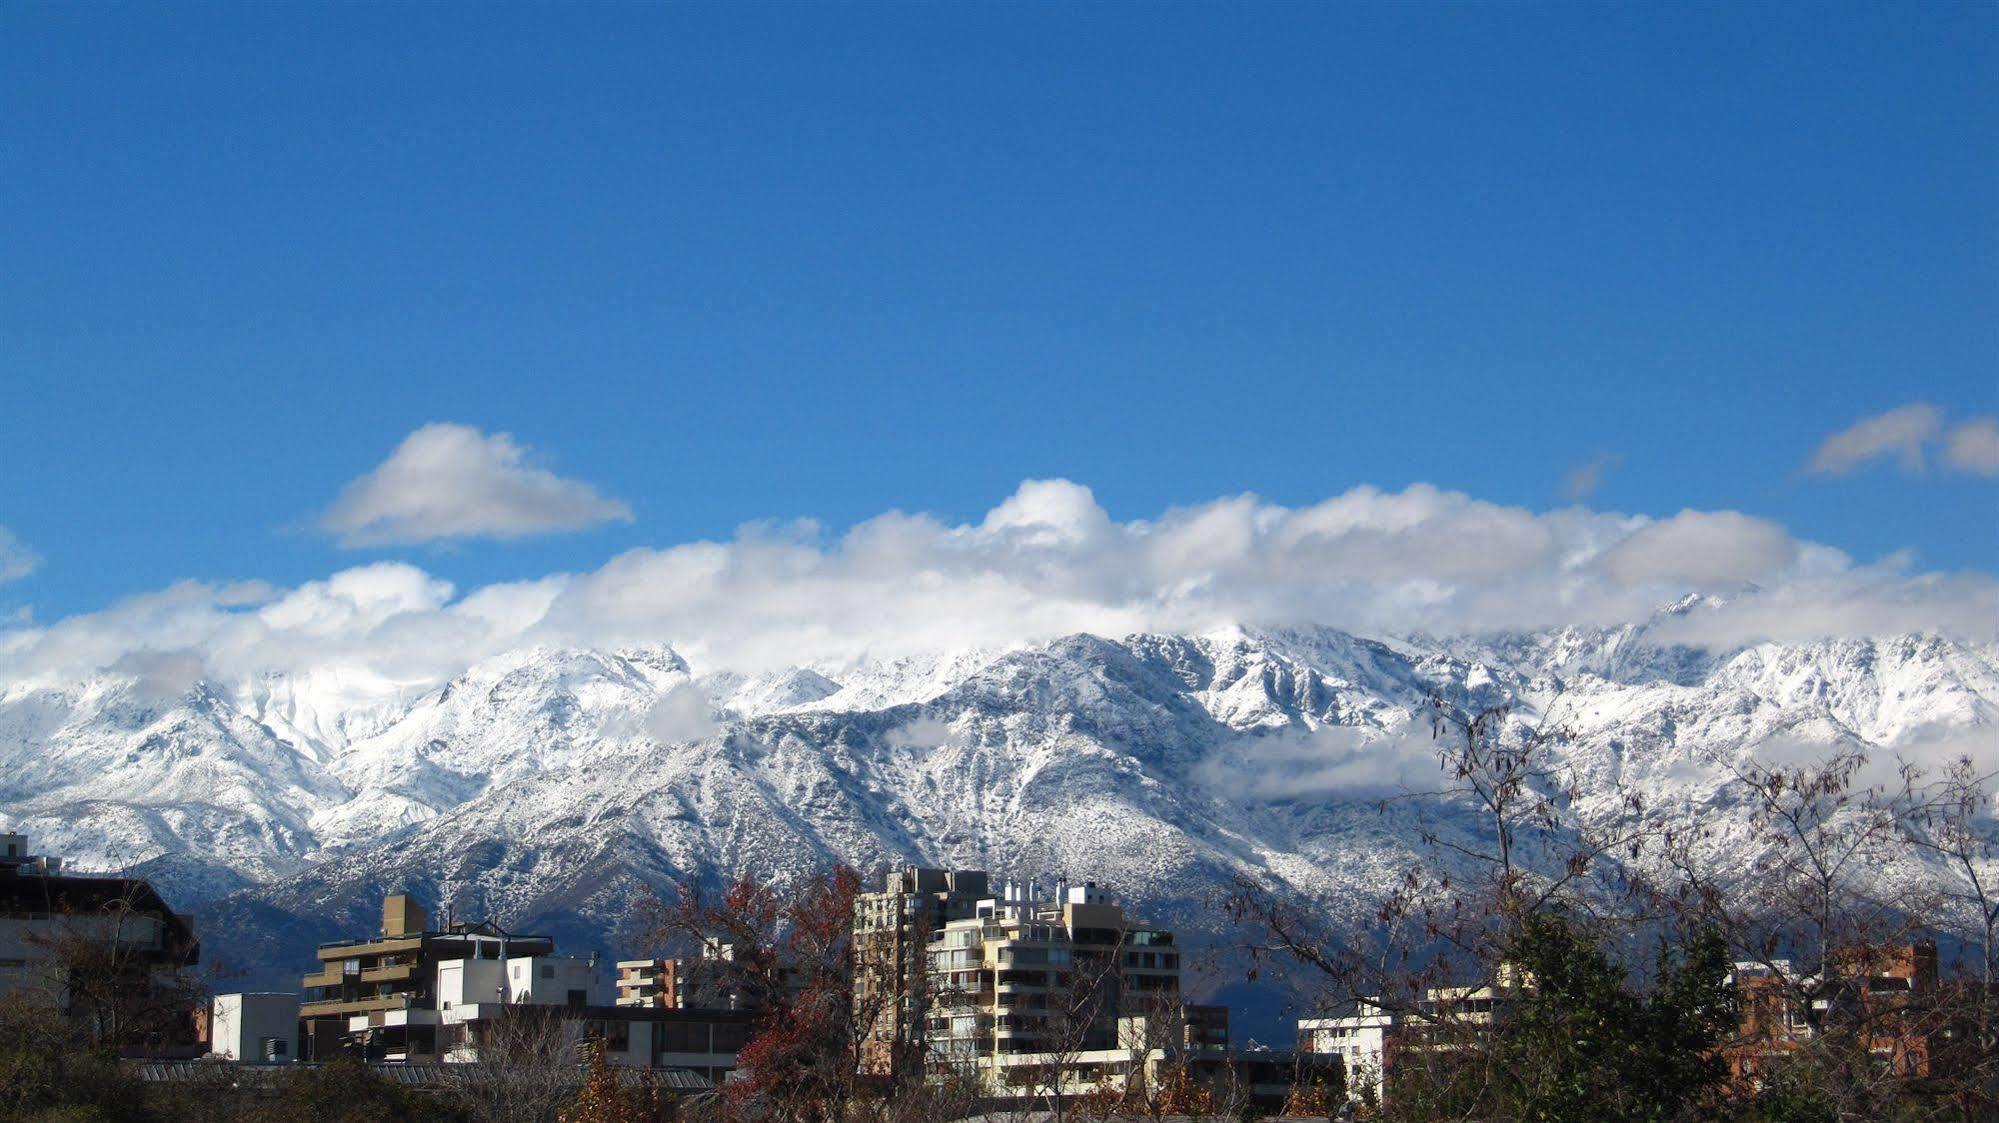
1;625;1993;998
0;676;346;884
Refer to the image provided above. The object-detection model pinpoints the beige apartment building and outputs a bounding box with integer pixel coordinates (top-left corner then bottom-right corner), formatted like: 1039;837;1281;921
853;865;992;1076
299;893;575;1061
921;877;1190;1097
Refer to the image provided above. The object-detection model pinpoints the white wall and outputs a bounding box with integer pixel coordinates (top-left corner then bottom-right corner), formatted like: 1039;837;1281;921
438;957;507;1013
504;955;601;1005
212;993;299;1062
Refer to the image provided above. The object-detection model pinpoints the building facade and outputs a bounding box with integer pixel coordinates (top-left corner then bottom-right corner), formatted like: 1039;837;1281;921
297;891;752;1080
300;893;575;1061
209;992;300;1062
922;877;1188;1096
0;832;202;1057
853;865;991;1076
1724;944;1942;1090
1298;1007;1395;1106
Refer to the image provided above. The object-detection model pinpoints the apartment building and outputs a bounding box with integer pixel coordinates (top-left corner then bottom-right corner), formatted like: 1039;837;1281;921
0;832;202;1057
615;939;777;1011
299;893;583;1061
1298;1007;1395;1106
616;957;689;1008
1298;964;1534;1109
853;865;991;1076
1725;944;1942;1089
922;877;1191;1097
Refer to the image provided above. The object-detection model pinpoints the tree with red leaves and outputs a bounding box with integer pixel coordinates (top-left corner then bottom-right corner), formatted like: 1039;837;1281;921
646;866;881;1123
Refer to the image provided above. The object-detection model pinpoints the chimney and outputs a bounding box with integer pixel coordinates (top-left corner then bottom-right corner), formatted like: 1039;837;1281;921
382;894;430;938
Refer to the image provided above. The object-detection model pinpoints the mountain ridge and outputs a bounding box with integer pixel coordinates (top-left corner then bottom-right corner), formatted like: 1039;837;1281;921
3;623;1993;1018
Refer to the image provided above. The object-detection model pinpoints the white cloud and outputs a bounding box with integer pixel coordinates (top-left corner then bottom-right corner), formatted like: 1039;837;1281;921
1195;724;1441;801
644;683;718;744
1805;403;1943;476
1561;452;1621;502
107;649;208;704
885;716;959;751
0;526;42;583
1593;510;1798;588
1943;417;1999;477
321;423;633;547
1;480;1993;700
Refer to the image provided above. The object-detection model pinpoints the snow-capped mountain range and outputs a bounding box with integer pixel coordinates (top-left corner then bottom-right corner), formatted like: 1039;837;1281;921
2;619;1994;1017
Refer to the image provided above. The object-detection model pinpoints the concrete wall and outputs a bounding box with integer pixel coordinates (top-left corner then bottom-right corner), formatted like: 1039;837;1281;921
212;993;300;1062
504;955;600;1005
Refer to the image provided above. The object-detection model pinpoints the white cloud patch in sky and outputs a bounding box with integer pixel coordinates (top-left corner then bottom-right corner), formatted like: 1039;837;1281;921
1806;403;1943;475
884;716;960;751
321;423;633;547
1561;452;1621;502
1943;417;1999;477
1804;403;1999;479
107;648;208;704
2;479;1994;699
0;527;42;584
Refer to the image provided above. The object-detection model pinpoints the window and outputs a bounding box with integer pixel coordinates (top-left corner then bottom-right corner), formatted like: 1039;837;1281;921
659;1021;711;1054
542;965;555;979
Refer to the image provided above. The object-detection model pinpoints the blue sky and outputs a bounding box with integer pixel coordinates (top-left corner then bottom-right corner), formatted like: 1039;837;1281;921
2;1;1994;627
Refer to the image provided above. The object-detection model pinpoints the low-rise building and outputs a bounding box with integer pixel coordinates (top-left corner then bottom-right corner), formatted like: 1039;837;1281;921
297;891;752;1080
447;1002;754;1084
300;893;576;1061
209;992;300;1062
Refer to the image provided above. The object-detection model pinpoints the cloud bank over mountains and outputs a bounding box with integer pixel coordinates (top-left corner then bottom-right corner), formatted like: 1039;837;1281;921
3;479;1994;697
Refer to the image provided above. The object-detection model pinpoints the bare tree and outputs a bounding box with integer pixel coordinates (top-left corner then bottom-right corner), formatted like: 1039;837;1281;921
1898;754;1999;1115
1227;691;1693;1119
640;866;881;1122
1652;743;1954;1119
446;1004;590;1123
1903;756;1999;985
22;876;204;1056
1018;923;1128;1123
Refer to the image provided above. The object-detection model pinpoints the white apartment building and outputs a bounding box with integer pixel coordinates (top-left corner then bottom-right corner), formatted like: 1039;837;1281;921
329;950;598;1063
1299;966;1535;1109
1298;1008;1395;1105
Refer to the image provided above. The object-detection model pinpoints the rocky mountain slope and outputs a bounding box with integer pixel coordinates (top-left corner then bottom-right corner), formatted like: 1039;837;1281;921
2;622;1994;1023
